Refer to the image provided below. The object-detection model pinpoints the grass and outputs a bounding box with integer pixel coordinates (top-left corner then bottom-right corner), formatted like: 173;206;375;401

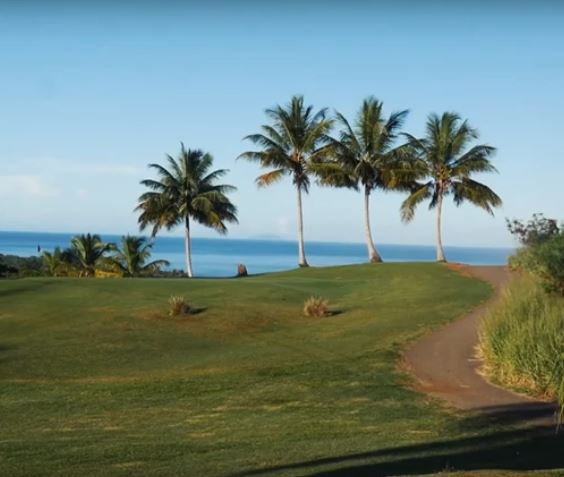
0;263;563;476
480;275;564;410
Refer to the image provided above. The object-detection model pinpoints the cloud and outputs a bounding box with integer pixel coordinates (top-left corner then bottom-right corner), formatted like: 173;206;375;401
0;175;60;198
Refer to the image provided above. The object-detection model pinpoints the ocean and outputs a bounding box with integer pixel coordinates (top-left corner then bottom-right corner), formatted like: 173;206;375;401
0;231;513;277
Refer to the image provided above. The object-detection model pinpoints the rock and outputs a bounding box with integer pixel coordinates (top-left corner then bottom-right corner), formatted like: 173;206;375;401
236;264;248;277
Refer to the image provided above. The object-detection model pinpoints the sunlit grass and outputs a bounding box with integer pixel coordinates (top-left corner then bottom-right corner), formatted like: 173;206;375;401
1;264;561;476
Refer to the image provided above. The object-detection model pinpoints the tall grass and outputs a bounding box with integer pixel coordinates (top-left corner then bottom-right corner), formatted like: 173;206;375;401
480;276;564;415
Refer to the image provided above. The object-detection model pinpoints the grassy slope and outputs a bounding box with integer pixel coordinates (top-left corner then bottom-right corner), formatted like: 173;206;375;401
0;263;562;476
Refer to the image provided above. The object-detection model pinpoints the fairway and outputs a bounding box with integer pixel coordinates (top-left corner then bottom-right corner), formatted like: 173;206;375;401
1;263;563;476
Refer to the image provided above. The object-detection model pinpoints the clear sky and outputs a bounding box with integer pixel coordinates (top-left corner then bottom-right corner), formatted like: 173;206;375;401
1;1;563;247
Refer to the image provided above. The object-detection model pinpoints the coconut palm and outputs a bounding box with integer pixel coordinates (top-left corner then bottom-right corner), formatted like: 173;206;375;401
314;97;409;263
238;95;333;267
70;233;115;277
400;112;502;262
41;247;67;277
137;144;238;278
109;235;170;277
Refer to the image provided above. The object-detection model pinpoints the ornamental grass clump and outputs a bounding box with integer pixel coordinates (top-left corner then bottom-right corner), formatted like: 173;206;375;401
168;295;191;317
303;296;330;318
479;276;564;414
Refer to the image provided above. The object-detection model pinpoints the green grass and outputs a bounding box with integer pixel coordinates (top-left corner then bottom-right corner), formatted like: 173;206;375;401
1;263;563;477
480;275;564;410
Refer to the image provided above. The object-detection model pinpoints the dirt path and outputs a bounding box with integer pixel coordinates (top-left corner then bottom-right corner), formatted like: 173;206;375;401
403;265;557;425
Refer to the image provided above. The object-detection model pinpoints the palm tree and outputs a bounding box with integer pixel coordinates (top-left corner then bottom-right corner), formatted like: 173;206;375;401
238;95;333;267
137;144;238;278
42;247;66;277
70;233;115;277
110;235;170;277
314;97;409;263
400;112;502;262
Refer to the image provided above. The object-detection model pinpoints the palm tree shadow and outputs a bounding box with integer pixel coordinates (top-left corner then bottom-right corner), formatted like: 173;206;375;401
227;403;563;477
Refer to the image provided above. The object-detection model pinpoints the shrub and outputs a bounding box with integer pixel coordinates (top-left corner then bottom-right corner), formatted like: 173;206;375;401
530;234;564;295
168;296;191;317
303;296;330;318
479;276;564;413
506;213;560;247
507;214;564;296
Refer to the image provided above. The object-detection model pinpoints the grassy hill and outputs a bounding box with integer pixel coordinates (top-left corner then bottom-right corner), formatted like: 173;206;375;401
1;263;563;476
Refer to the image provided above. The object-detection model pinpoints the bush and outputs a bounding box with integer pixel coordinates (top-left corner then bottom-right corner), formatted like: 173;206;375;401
303;296;330;318
479;276;564;412
506;213;560;247
530;234;564;295
507;214;564;296
168;296;191;317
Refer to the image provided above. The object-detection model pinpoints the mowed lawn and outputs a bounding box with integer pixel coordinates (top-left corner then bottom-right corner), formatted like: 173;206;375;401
1;263;563;477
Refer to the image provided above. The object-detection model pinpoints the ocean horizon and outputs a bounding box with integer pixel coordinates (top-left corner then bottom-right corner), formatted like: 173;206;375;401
0;231;514;277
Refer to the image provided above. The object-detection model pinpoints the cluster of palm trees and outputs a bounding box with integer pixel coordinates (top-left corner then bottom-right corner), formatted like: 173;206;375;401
42;234;169;277
137;95;502;277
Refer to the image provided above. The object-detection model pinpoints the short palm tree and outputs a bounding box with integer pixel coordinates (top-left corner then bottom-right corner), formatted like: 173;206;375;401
70;233;115;277
400;112;502;262
238;95;332;267
110;235;170;277
137;144;238;278
41;247;66;277
314;97;409;263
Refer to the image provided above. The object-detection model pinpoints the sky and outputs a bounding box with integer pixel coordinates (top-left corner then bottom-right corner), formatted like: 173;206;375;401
1;1;563;248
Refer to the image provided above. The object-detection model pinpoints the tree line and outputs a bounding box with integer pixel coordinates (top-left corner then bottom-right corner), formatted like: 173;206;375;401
41;234;170;277
137;95;502;277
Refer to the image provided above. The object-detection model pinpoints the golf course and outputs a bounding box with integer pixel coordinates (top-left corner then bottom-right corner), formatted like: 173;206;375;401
1;263;563;476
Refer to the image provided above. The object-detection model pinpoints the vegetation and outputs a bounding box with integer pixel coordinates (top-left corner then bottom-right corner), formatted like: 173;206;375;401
506;213;561;247
239;95;333;267
507;214;564;295
0;253;41;277
481;214;564;416
109;235;170;277
137;144;238;278
41;247;66;276
303;295;330;317
314;97;411;263
480;276;564;413
400;112;502;262
168;295;191;317
70;233;116;277
6;263;545;477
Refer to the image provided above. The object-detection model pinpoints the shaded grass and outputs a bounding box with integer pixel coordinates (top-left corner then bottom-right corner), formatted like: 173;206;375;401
0;263;559;476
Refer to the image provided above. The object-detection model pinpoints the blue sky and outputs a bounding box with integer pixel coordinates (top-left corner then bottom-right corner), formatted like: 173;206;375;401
1;1;563;247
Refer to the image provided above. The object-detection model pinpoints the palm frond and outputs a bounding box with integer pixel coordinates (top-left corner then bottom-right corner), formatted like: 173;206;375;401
256;169;286;188
451;178;502;213
400;182;433;222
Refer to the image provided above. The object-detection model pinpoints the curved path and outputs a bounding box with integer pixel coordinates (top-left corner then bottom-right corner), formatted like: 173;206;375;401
403;265;557;425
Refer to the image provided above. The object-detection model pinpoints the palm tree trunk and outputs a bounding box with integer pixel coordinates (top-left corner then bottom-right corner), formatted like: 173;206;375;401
184;216;194;278
364;185;382;263
436;189;446;262
296;185;308;267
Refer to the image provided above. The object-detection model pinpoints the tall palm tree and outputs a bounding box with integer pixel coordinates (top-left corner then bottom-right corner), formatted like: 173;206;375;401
109;235;170;277
314;97;409;263
400;112;502;262
137;144;238;278
238;95;333;267
70;233;115;277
